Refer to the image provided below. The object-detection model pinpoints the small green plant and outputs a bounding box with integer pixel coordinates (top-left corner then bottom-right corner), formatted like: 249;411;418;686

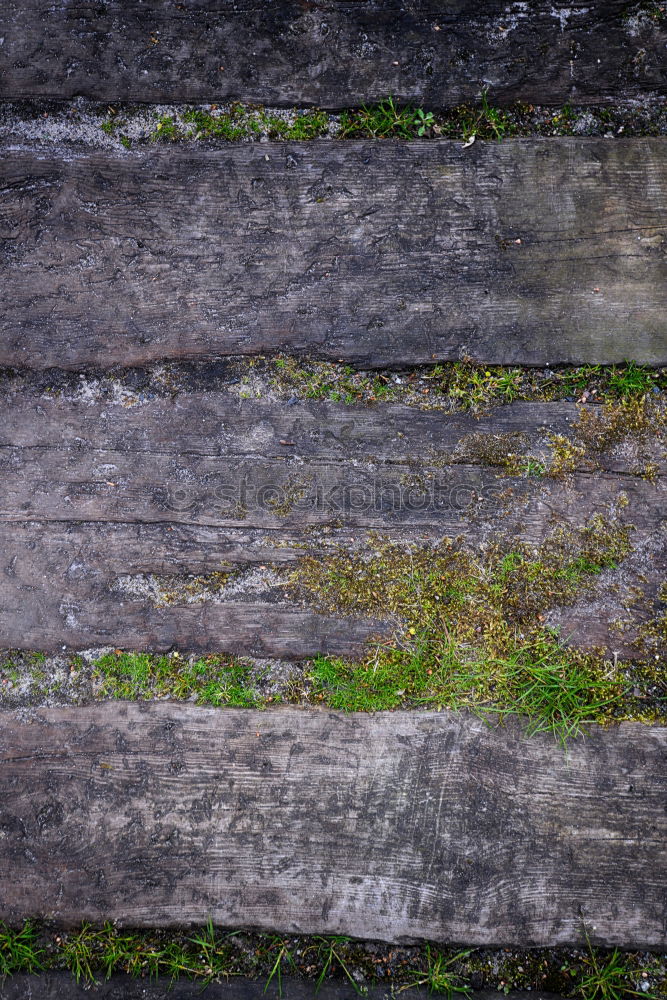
416;108;435;135
478;87;512;141
403;946;471;997
573;928;659;1000
338;97;424;139
151;114;181;141
263;937;298;997
519;457;547;477
0;921;44;975
311;937;364;995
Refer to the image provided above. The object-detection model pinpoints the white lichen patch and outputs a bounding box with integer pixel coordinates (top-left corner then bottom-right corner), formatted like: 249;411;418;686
112;564;288;608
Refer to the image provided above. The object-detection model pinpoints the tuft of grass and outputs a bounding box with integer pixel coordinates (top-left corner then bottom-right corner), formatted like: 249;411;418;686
311;937;364;995
571;928;660;1000
607;361;658;399
0;921;664;994
93;651;261;707
294;514;635;743
338;96;428;139
403;946;472;997
0;921;44;976
262;936;298;998
54;920;237;984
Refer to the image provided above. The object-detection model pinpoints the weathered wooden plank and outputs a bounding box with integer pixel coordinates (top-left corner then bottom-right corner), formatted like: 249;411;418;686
0;977;566;1000
3;393;663;475
0;391;663;654
0;978;567;1000
2;395;662;534
0;704;665;946
2;140;666;369
2;460;662;655
0;2;665;106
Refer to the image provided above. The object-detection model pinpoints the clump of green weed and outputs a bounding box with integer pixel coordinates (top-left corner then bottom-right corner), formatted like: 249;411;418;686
93;651;260;707
569;928;661;1000
338;96;428;138
151;114;181;141
294;515;634;741
0;921;44;975
337;90;513;142
404;945;472;997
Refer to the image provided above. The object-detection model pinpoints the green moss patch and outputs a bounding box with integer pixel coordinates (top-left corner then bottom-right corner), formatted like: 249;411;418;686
266;357;666;413
93;652;261;707
290;514;643;743
91;96;667;147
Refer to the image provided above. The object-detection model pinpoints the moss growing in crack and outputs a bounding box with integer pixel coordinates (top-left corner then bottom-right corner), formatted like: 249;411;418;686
453;431;546;477
289;514;636;741
636;581;667;664
547;397;666;478
547;433;588;478
266;357;666;413
93;651;261;707
574;396;666;454
151;105;330;143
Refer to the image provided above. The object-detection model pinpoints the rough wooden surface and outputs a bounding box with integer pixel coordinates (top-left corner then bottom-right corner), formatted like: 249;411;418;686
3;393;664;475
1;1;665;106
2;140;667;370
0;978;566;1000
0;704;665;946
0;391;663;654
0;979;567;1000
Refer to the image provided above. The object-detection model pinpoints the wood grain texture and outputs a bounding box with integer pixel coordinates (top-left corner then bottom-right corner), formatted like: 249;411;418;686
0;704;665;947
0;391;663;654
0;977;565;1000
0;2;665;106
2;140;667;369
3;393;663;474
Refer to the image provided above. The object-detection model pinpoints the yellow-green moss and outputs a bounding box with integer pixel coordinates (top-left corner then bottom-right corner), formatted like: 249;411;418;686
288;514;641;740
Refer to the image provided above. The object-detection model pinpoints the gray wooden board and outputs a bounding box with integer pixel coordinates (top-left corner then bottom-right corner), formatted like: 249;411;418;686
2;394;664;474
0;2;665;107
2;140;667;370
0;979;566;1000
0;392;664;654
0;980;567;1000
0;704;665;947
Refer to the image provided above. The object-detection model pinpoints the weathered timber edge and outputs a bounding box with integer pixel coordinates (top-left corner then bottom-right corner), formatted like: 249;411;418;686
2;140;666;370
1;705;665;948
0;977;568;1000
0;1;665;107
